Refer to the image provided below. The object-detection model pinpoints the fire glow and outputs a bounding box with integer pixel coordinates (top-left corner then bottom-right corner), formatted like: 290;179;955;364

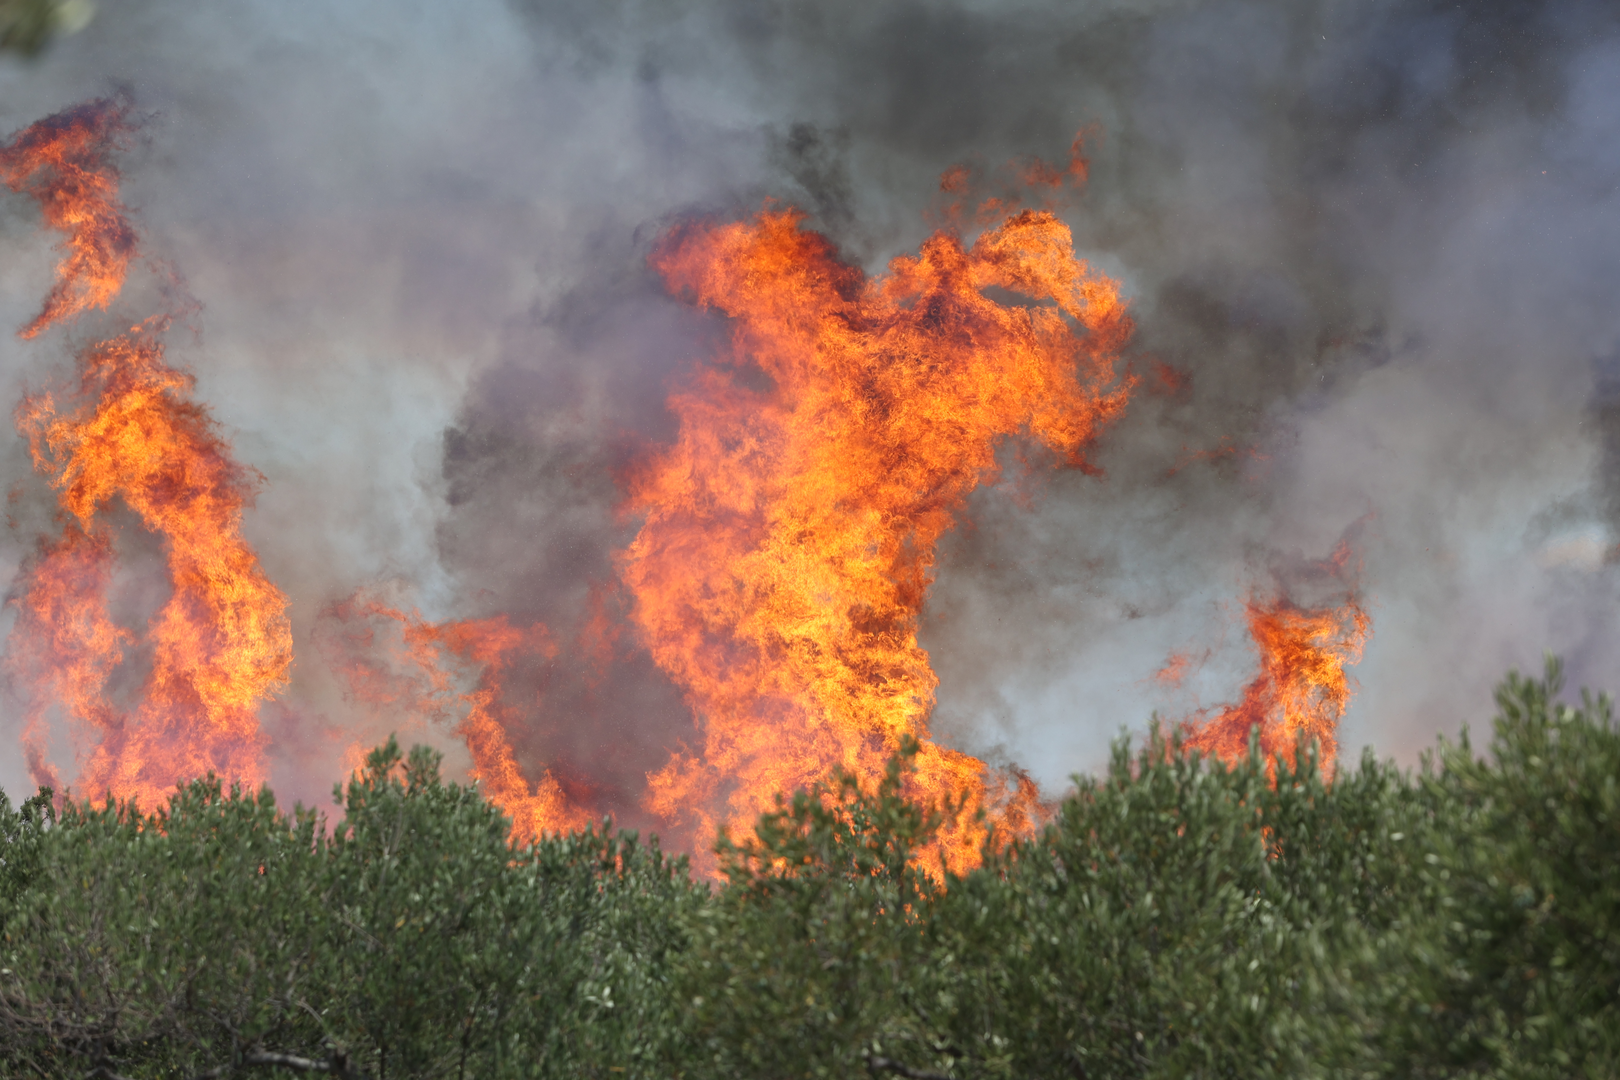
623;204;1133;872
3;99;1369;870
3;99;292;812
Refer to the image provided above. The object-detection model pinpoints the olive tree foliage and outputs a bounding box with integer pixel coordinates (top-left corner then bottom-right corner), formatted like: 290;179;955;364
0;784;54;934
1;661;1617;1079
676;661;1619;1080
678;729;1445;1080
929;733;1395;1080
675;740;965;1079
1391;658;1620;1080
0;737;700;1080
0;764;331;1078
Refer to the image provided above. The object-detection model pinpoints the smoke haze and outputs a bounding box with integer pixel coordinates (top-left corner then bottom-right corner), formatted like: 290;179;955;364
3;0;1619;820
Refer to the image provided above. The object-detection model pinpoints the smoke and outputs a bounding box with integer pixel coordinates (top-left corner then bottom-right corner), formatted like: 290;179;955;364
3;0;1618;812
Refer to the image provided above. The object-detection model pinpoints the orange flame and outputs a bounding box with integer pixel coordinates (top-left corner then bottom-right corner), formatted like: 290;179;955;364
1182;591;1369;775
0;97;137;339
4;101;291;809
623;203;1133;873
7;526;126;792
1165;437;1269;478
1154;651;1195;688
7;99;1365;864
319;593;592;842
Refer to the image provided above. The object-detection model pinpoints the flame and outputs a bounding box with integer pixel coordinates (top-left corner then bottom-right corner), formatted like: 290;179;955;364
1182;591;1370;774
319;593;592;842
3;101;291;809
1154;651;1195;688
5;99;1365;861
1166;437;1268;478
7;526;126;793
622;202;1133;873
0;97;137;339
1016;130;1092;190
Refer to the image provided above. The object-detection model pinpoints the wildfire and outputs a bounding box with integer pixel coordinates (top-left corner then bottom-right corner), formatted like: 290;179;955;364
3;98;1370;867
318;593;592;842
622;199;1133;873
3;99;292;809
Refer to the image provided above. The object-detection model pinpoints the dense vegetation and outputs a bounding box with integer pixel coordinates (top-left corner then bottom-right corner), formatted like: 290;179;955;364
2;659;1616;1079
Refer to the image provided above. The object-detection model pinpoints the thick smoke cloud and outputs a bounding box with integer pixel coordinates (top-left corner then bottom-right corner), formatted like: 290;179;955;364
2;0;1618;813
503;0;1620;782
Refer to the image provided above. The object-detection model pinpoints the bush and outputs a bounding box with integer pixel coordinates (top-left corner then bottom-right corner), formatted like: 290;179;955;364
0;737;700;1079
2;663;1617;1078
1393;659;1620;1079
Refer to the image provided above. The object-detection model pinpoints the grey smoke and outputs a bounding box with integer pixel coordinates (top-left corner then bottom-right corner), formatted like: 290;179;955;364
2;0;1617;820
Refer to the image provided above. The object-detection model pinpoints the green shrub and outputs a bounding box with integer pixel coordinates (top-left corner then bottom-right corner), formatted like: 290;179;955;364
2;663;1617;1078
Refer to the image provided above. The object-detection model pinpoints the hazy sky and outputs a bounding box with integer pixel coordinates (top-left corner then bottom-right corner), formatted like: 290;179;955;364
3;0;1619;816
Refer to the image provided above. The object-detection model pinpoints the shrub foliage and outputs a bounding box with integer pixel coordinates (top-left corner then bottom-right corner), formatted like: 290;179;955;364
2;660;1616;1079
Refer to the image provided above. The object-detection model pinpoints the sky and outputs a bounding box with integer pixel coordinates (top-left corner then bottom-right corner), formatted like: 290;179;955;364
3;0;1619;819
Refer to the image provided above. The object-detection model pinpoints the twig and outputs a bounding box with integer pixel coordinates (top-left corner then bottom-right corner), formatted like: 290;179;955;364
185;1048;366;1079
334;911;383;951
86;1067;138;1080
242;1052;334;1072
866;1054;955;1080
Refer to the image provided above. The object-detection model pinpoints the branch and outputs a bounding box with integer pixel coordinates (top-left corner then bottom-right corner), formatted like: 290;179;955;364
866;1054;955;1080
243;1052;333;1072
334;911;383;952
186;1049;369;1080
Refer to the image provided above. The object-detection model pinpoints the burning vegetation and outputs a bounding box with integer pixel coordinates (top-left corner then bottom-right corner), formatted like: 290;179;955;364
3;98;291;812
625;204;1133;872
1182;541;1371;776
3;99;1367;874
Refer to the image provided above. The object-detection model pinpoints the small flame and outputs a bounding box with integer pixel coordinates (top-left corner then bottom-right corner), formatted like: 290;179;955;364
1182;587;1369;774
1154;651;1195;688
4;100;291;809
622;197;1133;873
320;593;592;842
